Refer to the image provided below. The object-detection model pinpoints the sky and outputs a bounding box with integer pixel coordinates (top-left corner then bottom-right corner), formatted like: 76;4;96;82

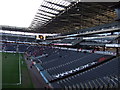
0;0;43;28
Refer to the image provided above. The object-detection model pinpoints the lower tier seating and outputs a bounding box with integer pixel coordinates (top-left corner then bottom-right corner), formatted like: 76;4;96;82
50;56;120;89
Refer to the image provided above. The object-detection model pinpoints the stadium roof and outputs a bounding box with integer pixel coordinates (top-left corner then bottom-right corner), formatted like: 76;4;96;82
28;1;119;34
1;1;119;34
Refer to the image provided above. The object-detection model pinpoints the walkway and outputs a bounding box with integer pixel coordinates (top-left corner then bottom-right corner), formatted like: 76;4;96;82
24;57;48;89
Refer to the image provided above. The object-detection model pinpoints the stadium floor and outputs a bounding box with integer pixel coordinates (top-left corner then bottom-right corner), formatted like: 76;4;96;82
2;52;34;88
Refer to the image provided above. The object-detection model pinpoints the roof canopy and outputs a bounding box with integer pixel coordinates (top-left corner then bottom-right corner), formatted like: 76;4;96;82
28;1;118;34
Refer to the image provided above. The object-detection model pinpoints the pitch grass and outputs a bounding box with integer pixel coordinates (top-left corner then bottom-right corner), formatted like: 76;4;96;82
2;52;34;89
2;52;19;84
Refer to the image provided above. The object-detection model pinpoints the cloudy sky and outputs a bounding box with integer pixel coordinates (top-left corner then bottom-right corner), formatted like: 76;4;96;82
0;0;43;27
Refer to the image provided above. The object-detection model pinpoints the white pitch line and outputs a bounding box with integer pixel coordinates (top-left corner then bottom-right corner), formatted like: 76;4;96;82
18;53;22;85
3;83;19;85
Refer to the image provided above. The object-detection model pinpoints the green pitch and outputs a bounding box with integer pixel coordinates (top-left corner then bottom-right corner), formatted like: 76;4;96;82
2;52;19;84
2;52;34;88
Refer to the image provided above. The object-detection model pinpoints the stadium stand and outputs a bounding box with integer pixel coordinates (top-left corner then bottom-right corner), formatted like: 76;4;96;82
52;37;83;46
7;36;18;41
18;44;28;52
50;56;120;89
1;1;120;89
75;22;120;35
18;37;27;42
4;43;17;51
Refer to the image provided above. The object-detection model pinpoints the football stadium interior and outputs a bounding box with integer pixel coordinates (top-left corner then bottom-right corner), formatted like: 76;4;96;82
0;0;120;89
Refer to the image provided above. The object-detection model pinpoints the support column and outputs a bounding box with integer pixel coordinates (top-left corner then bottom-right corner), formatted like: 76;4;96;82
116;47;119;55
111;32;114;35
116;37;120;55
103;46;105;51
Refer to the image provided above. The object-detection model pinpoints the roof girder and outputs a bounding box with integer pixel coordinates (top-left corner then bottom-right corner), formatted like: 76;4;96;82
41;5;62;12
45;0;68;8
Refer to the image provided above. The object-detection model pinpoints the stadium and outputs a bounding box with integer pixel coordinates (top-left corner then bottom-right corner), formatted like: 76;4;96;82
0;0;120;89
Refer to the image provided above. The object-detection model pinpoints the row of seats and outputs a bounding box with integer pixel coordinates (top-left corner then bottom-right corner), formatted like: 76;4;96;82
73;22;120;34
46;54;110;76
26;46;54;57
4;43;17;51
18;44;28;52
1;35;36;42
32;47;114;82
40;49;72;63
85;36;118;44
50;56;120;89
1;43;37;53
